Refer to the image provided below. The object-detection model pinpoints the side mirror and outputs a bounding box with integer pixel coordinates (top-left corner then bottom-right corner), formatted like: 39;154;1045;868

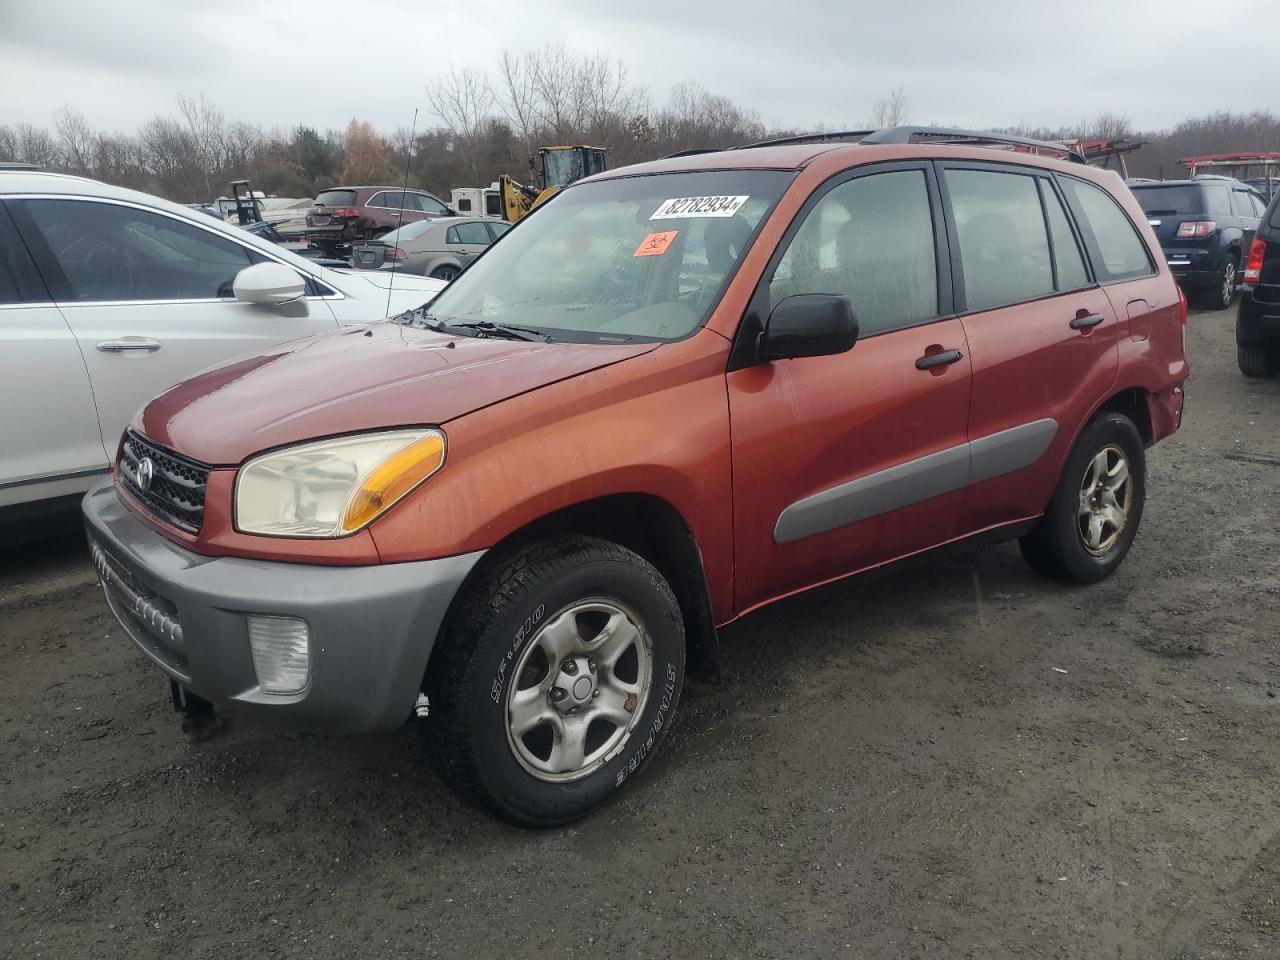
234;262;306;308
757;294;858;362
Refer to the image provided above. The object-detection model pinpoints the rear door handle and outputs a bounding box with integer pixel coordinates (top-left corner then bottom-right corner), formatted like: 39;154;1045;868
96;337;162;353
915;349;963;370
1070;313;1105;330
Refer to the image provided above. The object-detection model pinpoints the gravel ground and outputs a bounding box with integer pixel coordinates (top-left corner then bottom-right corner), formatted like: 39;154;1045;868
3;307;1279;959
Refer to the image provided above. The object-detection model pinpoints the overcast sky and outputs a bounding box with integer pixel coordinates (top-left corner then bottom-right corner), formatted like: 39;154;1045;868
2;0;1276;135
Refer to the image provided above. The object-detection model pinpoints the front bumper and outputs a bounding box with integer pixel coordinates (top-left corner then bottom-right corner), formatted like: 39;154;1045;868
83;479;484;733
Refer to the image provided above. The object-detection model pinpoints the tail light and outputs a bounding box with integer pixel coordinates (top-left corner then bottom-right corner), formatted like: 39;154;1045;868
1244;238;1266;284
332;207;360;219
1177;284;1188;326
1176;220;1216;238
386;247;405;260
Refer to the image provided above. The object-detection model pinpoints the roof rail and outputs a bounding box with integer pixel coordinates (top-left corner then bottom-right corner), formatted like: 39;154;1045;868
733;130;875;151
661;148;720;159
862;126;1087;164
0;161;44;171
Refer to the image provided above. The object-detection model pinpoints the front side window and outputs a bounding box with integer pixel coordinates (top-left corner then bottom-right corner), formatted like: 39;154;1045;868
22;199;264;302
947;169;1054;311
769;169;939;336
419;169;791;342
415;194;449;215
1059;177;1153;283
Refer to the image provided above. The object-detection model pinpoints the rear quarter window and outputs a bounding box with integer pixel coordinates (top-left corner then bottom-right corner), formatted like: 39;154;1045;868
1059;177;1154;283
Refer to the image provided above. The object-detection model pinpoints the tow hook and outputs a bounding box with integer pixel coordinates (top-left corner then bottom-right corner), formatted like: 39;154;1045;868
170;680;222;739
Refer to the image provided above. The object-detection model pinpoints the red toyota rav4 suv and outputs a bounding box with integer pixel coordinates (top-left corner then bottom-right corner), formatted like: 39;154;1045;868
85;128;1188;826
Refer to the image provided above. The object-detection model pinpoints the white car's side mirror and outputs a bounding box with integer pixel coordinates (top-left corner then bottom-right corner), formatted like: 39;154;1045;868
234;262;307;310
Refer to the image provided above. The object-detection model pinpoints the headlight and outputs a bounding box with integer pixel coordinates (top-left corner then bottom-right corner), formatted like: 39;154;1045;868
235;429;445;537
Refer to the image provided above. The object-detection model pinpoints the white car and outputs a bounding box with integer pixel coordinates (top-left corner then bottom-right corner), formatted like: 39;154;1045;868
0;171;444;516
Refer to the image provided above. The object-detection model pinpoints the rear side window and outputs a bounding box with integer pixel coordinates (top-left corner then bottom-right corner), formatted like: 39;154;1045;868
1041;182;1090;291
769;169;939;336
21;199;266;302
947;169;1054;311
1059;178;1153;283
1232;190;1258;218
367;192;397;209
315;190;356;207
1205;184;1232;216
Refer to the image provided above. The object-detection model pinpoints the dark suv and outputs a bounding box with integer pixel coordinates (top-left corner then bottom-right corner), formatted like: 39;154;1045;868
1130;177;1267;310
305;186;455;257
1237;189;1280;376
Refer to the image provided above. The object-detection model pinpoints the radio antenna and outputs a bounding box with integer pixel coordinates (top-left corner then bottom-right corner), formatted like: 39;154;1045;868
385;107;419;318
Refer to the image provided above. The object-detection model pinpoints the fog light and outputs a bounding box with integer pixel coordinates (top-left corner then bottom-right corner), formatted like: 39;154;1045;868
247;615;311;695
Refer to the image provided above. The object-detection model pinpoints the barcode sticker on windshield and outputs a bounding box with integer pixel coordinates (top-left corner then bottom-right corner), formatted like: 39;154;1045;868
650;196;749;220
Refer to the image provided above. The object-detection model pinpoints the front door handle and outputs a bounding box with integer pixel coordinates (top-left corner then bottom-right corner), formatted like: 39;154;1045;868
1070;313;1105;330
96;337;162;353
915;348;963;370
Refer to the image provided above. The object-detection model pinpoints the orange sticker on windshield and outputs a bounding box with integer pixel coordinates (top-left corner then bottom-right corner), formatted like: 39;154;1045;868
634;230;678;257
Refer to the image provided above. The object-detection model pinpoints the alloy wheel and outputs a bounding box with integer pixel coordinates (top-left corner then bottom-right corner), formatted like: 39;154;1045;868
505;599;653;782
1077;444;1132;555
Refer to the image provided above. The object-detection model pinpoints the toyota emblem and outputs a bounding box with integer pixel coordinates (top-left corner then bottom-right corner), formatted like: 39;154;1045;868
135;457;155;493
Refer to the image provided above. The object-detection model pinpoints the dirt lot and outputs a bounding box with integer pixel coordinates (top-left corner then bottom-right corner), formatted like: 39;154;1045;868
3;307;1279;959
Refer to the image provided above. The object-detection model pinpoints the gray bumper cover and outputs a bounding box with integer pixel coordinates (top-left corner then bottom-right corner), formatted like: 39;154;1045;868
82;479;484;733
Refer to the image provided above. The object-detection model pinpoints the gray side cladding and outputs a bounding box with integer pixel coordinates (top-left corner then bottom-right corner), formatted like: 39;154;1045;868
773;418;1058;545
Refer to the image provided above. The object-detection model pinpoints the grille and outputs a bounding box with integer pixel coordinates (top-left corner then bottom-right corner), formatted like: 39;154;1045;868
118;431;210;534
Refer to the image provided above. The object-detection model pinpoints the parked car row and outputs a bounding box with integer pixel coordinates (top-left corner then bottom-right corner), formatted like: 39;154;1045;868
0;170;444;518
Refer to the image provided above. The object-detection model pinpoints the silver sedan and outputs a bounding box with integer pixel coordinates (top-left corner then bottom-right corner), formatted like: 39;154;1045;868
351;216;509;280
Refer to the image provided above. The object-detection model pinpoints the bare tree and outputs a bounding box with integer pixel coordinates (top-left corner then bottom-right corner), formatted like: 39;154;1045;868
55;105;97;175
12;123;60;167
869;86;910;128
177;93;227;197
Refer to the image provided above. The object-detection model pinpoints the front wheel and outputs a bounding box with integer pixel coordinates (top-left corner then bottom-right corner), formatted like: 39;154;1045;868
1019;412;1146;584
426;536;685;827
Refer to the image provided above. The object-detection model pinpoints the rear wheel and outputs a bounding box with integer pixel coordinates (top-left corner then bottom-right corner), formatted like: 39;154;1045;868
427;536;685;827
1204;256;1238;310
1019;412;1146;584
430;265;460;282
1238;343;1279;378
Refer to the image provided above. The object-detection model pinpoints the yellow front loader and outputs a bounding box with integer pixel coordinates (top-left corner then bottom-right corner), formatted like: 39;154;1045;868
499;145;608;223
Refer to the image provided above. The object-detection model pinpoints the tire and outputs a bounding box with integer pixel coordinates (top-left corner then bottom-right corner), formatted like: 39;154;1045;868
426;535;685;827
430;265;460;282
1019;412;1146;584
1238;343;1279;378
1204;256;1238;311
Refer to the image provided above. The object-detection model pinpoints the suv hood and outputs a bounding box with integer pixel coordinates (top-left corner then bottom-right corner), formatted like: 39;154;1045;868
136;323;659;465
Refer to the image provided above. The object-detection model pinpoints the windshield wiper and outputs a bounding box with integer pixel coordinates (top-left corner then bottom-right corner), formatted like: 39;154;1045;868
445;321;552;342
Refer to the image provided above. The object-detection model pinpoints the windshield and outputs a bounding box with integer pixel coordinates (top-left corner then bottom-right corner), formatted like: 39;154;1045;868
1132;185;1204;216
417;169;793;342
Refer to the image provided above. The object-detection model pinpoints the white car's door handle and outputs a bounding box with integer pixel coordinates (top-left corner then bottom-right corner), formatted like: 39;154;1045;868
96;337;162;353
